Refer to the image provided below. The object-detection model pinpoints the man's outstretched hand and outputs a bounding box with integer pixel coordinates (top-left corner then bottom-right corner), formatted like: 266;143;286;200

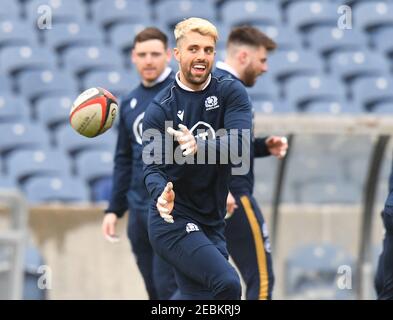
157;182;175;223
167;124;197;156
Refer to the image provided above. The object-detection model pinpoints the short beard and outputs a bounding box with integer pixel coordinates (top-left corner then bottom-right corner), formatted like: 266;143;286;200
243;64;259;87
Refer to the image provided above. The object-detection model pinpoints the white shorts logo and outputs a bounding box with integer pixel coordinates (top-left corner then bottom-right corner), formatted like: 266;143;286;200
205;95;219;111
186;223;199;233
133;112;144;145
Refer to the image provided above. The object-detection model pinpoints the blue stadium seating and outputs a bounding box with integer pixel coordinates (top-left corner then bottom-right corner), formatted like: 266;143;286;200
82;69;139;99
253;98;296;114
287;1;338;32
352;75;393;110
0;94;30;123
17;69;78;103
373;26;393;55
0;74;11;93
305;99;361;114
0;19;37;48
285;243;355;299
220;0;281;27
354;1;393;31
35;95;74;128
284;75;346;109
328;50;389;82
261;25;302;51
109;22;152;53
269;49;323;82
0;175;16;189
6;149;71;184
92;0;151;29
370;101;393;114
0;0;20;20
307;26;367;56
62;46;123;76
155;0;216;29
246;73;279;101
44;21;104;53
24;175;90;203
74;150;113;183
0;122;50;157
26;0;87;24
0;45;56;76
54;123;117;157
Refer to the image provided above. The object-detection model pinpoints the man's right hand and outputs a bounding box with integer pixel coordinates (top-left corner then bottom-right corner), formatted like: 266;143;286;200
157;182;175;223
102;213;120;243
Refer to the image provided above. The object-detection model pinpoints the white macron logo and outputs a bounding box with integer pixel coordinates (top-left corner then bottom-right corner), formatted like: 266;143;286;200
205;96;219;111
130;98;137;109
177;110;184;121
186;223;199;233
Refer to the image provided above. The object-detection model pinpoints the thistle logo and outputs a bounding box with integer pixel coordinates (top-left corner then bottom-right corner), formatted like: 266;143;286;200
130;98;137;109
205;96;219;111
133;112;144;145
186;223;199;233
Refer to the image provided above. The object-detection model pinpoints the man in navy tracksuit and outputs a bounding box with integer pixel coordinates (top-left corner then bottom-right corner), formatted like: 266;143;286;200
142;18;252;299
375;161;393;299
102;28;176;300
214;26;288;300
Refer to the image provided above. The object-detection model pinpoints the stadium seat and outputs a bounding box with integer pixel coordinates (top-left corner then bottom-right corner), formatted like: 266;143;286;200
246;73;279;101
285;243;355;299
0;175;16;189
373;26;393;55
253;98;296;114
0;94;30;123
306;26;367;56
26;0;87;24
0;122;50;158
284;75;346;110
269;49;323;82
0;0;20;20
220;0;281;27
287;1;338;32
354;1;393;31
92;0;151;29
44;21;104;53
370;101;393;114
82;69;139;99
36;95;74;129
62;46;123;77
74;150;113;183
54;123;117;157
91;176;112;202
305;99;362;115
155;0;216;29
261;25;302;51
328;50;389;82
298;178;362;204
23;175;90;203
0;74;11;93
352;75;393;110
6;149;71;184
17;69;78;103
0;45;56;76
0;19;37;48
109;22;153;53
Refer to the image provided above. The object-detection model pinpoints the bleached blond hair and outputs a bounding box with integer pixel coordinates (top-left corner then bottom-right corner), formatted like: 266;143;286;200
174;17;218;44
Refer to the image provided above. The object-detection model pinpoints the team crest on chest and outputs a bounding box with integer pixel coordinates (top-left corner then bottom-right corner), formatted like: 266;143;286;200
133;112;144;145
130;98;137;109
205;96;219;111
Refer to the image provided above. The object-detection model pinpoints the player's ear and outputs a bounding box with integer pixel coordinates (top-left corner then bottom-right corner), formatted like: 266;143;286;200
238;50;248;65
174;47;180;62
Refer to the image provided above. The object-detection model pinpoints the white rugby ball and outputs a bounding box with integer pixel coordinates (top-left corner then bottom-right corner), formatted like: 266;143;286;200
69;87;118;138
